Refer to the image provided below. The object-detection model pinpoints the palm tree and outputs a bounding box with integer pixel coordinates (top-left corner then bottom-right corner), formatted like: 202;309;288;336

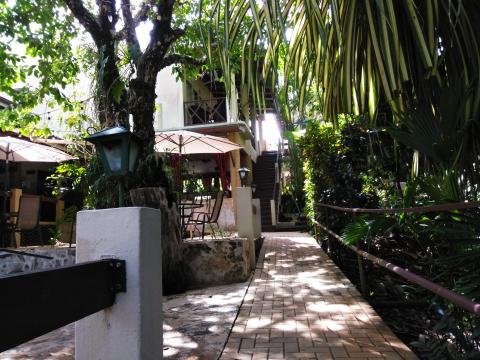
202;0;480;126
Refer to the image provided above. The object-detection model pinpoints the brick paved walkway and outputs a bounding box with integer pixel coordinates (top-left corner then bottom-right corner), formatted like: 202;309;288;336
220;232;417;360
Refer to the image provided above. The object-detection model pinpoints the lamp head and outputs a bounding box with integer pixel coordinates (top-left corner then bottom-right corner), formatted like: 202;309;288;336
86;126;140;178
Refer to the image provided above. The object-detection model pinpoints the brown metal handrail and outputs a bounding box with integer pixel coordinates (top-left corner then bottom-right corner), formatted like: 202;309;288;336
312;200;480;315
312;220;480;315
316;200;480;214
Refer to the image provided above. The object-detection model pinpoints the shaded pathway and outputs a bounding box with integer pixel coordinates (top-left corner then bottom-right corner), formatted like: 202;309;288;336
221;232;417;360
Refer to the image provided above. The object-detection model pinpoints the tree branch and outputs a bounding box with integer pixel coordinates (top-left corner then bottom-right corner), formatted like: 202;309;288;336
161;54;205;69
114;1;152;41
63;0;103;43
119;0;142;59
135;0;176;81
133;1;151;23
97;0;118;34
150;0;175;43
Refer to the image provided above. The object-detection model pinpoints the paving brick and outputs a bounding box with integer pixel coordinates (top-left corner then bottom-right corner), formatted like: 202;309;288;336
284;342;299;353
220;233;417;360
242;339;256;348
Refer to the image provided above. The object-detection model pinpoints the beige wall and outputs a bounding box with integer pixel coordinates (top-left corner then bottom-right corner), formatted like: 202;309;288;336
154;68;242;131
154;66;185;130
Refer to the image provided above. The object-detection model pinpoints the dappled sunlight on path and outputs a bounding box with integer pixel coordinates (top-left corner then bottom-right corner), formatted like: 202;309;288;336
220;232;417;360
163;282;249;359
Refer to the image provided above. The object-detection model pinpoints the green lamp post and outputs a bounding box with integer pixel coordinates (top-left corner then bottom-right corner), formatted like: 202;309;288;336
86;126;140;207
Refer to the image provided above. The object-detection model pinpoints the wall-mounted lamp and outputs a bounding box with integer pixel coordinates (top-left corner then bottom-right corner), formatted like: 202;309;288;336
238;167;250;187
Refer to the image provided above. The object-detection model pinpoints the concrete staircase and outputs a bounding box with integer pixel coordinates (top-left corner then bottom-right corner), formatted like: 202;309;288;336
253;151;279;231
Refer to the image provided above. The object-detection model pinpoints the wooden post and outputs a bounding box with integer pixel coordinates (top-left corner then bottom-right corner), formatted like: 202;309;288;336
56;198;65;222
244;156;253;185
10;188;22;216
10;188;22;247
227;132;242;226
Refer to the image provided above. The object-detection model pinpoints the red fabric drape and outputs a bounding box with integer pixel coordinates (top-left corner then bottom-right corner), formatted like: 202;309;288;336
214;153;230;191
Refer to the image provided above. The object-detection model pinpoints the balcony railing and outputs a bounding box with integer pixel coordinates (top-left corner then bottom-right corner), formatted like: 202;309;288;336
184;97;227;126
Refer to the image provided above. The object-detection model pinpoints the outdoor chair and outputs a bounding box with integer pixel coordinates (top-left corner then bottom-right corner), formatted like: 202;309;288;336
187;191;224;240
179;193;205;233
6;194;42;247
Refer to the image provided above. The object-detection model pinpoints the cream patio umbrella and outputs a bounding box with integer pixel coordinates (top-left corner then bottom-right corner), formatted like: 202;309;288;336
0;135;75;212
0;136;75;163
154;130;242;155
155;130;242;193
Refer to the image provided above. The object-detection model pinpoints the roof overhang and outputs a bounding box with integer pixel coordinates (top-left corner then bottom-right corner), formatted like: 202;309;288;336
160;121;254;140
0;95;13;107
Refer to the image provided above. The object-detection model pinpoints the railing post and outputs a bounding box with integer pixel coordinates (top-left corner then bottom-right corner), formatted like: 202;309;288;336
357;254;368;296
352;212;368;296
76;207;163;360
325;207;331;255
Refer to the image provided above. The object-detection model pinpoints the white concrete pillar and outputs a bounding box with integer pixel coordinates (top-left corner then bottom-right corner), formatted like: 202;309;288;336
252;198;262;238
236;187;256;270
75;207;163;360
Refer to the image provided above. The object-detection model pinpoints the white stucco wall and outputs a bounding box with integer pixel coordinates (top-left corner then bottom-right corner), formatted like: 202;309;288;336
154;66;185;130
76;207;163;360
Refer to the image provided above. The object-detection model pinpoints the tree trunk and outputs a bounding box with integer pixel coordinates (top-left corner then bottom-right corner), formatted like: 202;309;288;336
129;78;156;149
129;187;186;294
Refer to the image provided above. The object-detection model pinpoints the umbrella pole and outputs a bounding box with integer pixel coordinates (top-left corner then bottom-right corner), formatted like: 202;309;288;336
179;135;183;194
118;178;125;207
1;147;9;247
3;144;9;210
4;157;8;209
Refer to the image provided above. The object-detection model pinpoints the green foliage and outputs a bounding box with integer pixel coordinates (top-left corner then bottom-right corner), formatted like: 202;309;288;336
302;110;480;357
283;130;305;213
81;153;177;209
299;115;391;226
342;215;396;248
389;82;480;196
47;162;86;197
0;107;52;137
0;0;79;108
204;0;480;132
170;0;211;80
49;205;78;244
